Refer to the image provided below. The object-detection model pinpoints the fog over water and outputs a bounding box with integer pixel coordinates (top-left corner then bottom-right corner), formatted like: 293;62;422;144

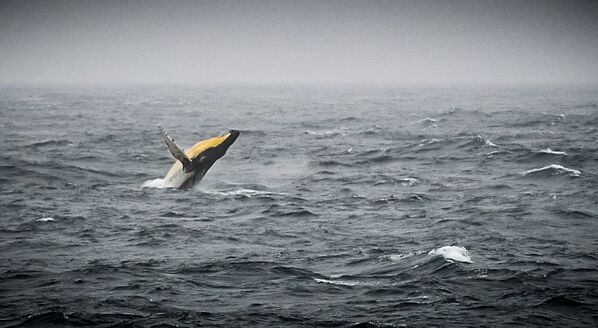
1;0;597;86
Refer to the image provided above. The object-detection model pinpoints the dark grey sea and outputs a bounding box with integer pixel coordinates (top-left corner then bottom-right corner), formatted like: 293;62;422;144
1;85;597;327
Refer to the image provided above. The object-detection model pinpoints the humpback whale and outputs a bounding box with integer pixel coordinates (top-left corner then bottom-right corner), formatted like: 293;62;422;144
158;126;239;189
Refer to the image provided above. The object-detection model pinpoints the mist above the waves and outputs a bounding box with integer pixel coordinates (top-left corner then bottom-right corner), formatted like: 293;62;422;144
1;0;597;86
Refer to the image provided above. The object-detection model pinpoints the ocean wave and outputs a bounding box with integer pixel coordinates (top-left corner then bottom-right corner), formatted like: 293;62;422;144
537;148;567;156
305;128;347;137
533;295;588;308
428;246;473;263
381;252;420;262
520;164;581;177
36;217;55;222
483;138;498;148
417;117;438;128
405;135;498;154
485;150;511;158
22;139;73;148
305;126;380;137
357;128;381;136
513;147;570;163
313;160;353;167
141;179;284;199
265;208;317;217
206;188;286;198
469;135;498;148
357;155;395;164
12;310;146;328
339;116;358;122
0;163;72;186
437;107;490;118
314;277;373;287
553;209;595;219
373;177;419;187
438;106;462;116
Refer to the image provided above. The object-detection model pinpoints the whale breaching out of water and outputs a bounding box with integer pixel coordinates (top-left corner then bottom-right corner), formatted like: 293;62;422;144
157;126;239;189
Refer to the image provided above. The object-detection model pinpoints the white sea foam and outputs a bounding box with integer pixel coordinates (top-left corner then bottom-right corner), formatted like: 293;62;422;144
484;139;498;147
520;164;581;177
417;118;438;128
141;178;283;197
305;128;347;136
400;178;419;186
142;178;165;188
314;278;375;287
428;246;473;263
486;150;509;158
374;177;419;187
384;252;419;261
37;217;54;222
314;278;359;286
207;188;285;197
388;254;409;261
538;148;567;156
473;134;498;147
417;138;441;147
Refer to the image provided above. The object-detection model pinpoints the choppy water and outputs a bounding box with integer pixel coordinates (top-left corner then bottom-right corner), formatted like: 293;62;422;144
1;85;597;327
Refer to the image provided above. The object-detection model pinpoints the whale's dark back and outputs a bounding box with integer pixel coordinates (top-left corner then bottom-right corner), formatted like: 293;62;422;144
179;130;240;189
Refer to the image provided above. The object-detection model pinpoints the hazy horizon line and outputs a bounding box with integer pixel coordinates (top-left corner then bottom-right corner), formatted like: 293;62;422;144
2;80;598;90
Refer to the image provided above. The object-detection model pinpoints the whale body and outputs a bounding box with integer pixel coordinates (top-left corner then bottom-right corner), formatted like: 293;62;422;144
158;126;239;189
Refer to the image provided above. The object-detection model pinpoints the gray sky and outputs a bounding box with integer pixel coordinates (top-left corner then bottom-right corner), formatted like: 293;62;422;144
1;0;597;85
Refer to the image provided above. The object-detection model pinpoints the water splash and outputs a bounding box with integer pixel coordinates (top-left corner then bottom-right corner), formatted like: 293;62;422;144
428;246;473;263
142;178;165;188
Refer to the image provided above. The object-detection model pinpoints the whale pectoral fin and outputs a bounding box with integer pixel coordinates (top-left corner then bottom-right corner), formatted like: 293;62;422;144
158;125;193;173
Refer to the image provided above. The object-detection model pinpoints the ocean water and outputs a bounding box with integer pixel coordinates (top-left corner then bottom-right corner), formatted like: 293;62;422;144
1;85;597;327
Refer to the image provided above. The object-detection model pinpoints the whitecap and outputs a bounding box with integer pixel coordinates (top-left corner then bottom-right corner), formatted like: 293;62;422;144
388;254;409;261
486;150;510;158
37;217;54;222
520;164;581;177
417;118;438;128
314;278;373;287
484;139;498;147
374;177;419;187
305;128;347;136
538;148;567;156
383;252;419;262
417;138;441;147
473;134;498;147
399;178;419;186
428;246;473;263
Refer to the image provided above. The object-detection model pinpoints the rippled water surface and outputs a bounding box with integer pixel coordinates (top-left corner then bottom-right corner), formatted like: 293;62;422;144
1;86;597;327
